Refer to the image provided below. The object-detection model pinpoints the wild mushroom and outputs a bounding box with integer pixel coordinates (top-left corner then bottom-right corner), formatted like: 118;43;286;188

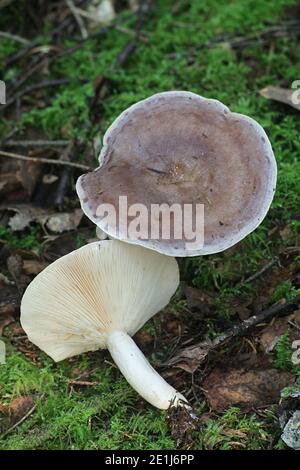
20;240;188;410
77;91;277;256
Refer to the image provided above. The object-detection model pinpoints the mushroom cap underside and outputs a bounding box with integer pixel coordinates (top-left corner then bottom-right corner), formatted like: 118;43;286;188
20;240;179;361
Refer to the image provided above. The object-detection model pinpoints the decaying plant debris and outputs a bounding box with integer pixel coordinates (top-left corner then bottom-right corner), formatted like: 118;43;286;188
0;0;300;451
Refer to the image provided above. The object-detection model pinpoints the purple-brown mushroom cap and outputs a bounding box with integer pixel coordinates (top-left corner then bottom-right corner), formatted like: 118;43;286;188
76;91;277;256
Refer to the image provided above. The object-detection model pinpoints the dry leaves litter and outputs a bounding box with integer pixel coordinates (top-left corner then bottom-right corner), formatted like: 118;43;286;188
203;356;293;412
2;204;83;233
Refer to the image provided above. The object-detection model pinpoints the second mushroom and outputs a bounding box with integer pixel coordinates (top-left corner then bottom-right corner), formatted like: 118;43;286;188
21;240;188;410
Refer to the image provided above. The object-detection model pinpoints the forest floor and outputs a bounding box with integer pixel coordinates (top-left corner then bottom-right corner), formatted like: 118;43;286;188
0;0;300;450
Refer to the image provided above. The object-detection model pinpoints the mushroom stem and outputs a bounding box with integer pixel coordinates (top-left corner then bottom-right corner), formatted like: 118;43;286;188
106;330;188;410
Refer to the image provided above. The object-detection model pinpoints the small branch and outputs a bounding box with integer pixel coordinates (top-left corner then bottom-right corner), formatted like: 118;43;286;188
66;0;88;39
1;403;36;438
209;296;300;348
205;22;300;50
168;296;300;370
4;140;70;148
0;150;93;171
0;31;30;44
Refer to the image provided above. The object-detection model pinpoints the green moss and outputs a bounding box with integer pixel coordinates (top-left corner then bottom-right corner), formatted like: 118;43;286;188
271;280;300;303
0;342;175;450
0;225;42;253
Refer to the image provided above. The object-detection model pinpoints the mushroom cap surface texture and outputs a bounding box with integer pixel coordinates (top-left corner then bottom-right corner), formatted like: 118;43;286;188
77;91;277;256
20;240;179;361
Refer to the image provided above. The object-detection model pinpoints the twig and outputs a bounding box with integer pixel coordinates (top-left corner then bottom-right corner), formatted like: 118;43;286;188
116;41;136;66
0;150;93;171
168;296;300;369
0;31;30;44
206;22;300;50
68;380;98;386
212;296;300;346
241;257;280;285
66;0;88;39
4;139;70;148
0;79;71;113
0;0;15;9
1;402;37;438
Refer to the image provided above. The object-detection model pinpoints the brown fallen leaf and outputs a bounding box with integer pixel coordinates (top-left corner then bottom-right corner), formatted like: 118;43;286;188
7;254;30;294
260;86;300;111
23;259;49;275
0;172;21;196
135;329;154;349
9;396;35;425
0;158;27;203
0;395;37;436
259;310;300;353
167;339;213;373
3;204;49;231
230;297;252;320
7;254;23;280
203;360;293;412
18;158;42;197
0;403;8;415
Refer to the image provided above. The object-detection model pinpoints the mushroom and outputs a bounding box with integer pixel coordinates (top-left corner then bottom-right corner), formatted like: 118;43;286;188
77;91;277;256
20;240;188;410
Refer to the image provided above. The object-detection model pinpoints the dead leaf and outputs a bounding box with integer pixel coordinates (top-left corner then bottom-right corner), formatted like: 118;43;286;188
23;259;49;275
42;174;59;184
167;339;213;373
0;314;14;335
280;225;292;241
135;330;154;349
230;297;252;320
7;254;30;294
7;254;23;280
44;232;78;260
291;340;300;365
260;86;300;111
203;362;293;412
18;159;42;197
0;172;21;196
3;204;49;231
0;278;18;334
182;284;213;314
0;403;8;416
259;310;300;353
87;0;116;31
9;396;35;425
1;205;83;233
